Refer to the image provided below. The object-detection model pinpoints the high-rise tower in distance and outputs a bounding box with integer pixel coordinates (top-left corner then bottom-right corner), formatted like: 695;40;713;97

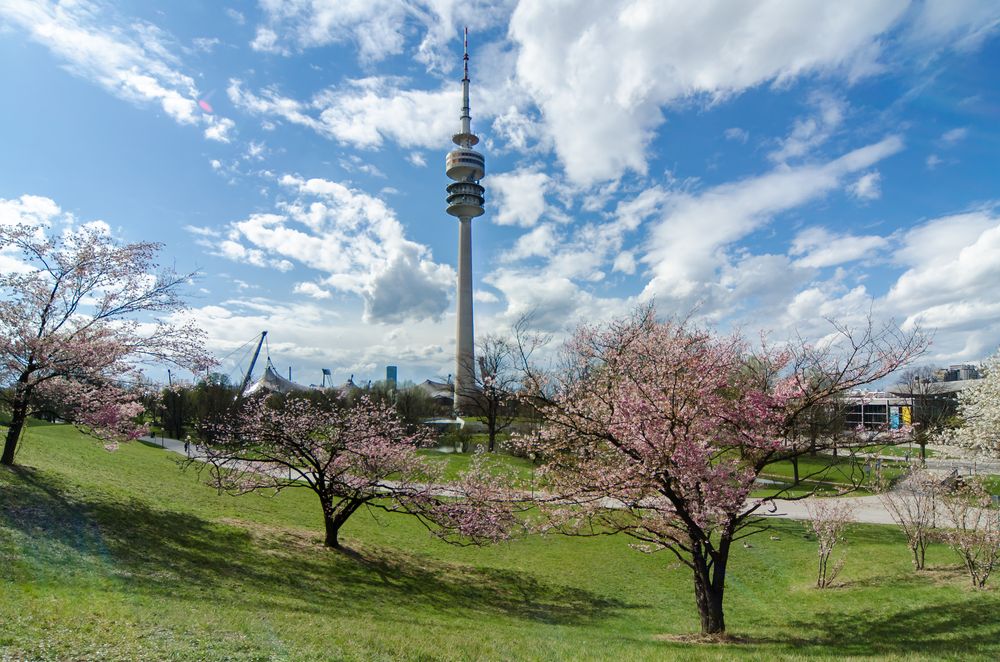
445;28;485;414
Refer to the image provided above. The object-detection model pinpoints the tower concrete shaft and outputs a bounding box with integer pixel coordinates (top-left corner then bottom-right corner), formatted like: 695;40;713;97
445;28;484;414
455;217;474;412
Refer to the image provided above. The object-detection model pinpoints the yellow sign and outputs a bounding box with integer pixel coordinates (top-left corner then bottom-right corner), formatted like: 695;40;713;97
902;405;912;425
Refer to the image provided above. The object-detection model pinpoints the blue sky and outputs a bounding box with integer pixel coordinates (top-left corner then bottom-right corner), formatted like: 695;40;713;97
1;0;999;387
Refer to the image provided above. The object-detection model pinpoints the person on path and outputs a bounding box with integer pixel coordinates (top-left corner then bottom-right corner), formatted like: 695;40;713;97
184;435;191;457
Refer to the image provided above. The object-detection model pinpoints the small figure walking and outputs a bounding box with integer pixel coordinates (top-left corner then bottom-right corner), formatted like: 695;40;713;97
184;435;191;457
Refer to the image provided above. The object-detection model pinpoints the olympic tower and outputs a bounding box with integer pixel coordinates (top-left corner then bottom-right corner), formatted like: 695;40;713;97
445;28;485;414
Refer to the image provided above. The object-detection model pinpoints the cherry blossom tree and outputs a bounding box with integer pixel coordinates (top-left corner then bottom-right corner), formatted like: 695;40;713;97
0;223;211;466
878;468;940;570
936;478;1000;589
517;305;925;635
805;499;854;588
942;349;1000;459
202;394;519;549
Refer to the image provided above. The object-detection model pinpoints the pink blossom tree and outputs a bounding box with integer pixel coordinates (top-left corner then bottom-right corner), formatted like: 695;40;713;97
517;305;925;635
0;223;211;466
202;394;519;549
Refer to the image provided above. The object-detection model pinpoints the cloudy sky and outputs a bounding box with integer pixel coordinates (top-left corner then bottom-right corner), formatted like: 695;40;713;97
1;0;998;386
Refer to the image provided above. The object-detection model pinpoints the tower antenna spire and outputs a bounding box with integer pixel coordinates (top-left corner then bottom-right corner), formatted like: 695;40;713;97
459;26;472;140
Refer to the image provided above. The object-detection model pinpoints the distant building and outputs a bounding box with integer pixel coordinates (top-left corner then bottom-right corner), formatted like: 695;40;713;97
843;393;912;430
934;364;981;382
417;378;455;406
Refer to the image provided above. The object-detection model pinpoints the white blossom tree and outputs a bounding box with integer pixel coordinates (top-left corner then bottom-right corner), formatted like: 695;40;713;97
879;468;940;570
943;349;1000;458
805;499;855;588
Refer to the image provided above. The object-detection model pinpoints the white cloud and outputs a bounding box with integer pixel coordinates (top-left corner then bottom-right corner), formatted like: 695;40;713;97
293;282;332;299
881;209;1000;361
887;210;1000;311
641;136;904;303
250;27;286;54
0;194;63;231
228;77;458;149
612;251;637;275
212;174;454;323
489;170;549;227
768;92;847;163
214;236;293;272
204;117;236;143
484;267;630;333
225;8;246;25
907;0;1000;51
491;105;546;152
0;0;235;140
192;37;221;53
926;154;943;169
847;171;882;201
941;127;969;145
504;224;556;261
408;152;427;167
0;194;68;270
724;127;749;143
790;227;888;268
474;289;499;303
178;298;459;385
509;1;910;184
249;0;513;70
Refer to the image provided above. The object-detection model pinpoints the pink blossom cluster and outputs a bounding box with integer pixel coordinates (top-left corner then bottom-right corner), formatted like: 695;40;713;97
523;309;792;539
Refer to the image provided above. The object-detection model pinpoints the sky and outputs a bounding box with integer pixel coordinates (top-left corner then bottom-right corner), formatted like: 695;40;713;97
1;0;999;388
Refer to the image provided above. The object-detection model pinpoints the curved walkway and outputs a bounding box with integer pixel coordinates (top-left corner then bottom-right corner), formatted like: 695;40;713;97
140;435;988;527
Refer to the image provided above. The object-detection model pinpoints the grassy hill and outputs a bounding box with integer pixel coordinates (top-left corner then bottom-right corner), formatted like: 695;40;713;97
1;423;998;660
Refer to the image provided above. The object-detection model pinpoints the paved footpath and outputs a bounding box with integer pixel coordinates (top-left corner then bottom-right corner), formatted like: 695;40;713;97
141;435;983;527
753;495;897;525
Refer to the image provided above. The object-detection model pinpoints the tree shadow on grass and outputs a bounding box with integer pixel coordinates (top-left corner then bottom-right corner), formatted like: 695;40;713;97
0;466;640;626
775;599;1000;657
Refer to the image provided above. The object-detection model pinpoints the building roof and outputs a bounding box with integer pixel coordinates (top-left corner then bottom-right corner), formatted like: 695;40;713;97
886;378;981;397
244;364;308;396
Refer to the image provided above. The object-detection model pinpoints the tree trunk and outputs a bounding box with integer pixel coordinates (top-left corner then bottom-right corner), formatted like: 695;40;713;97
488;427;496;453
691;542;727;635
791;456;800;485
323;511;342;549
1;386;32;466
321;497;362;549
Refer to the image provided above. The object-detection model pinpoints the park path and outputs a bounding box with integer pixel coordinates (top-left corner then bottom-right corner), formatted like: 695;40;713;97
140;435;981;528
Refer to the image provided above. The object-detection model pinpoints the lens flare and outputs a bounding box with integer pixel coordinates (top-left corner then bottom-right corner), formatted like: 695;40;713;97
198;99;214;113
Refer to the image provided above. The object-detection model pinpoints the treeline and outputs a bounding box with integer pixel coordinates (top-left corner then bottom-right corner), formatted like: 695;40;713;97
143;374;452;441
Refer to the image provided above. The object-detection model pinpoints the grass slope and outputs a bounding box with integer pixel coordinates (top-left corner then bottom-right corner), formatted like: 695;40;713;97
1;423;998;661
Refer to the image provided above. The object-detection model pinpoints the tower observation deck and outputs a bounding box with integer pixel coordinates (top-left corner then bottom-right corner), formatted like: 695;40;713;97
446;28;484;414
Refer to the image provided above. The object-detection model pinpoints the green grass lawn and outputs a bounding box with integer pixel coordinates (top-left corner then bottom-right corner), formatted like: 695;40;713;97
2;423;999;660
759;453;907;493
417;448;537;484
859;443;936;459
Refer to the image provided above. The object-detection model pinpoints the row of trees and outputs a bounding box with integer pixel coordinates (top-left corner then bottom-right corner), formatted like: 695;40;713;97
880;469;1000;588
